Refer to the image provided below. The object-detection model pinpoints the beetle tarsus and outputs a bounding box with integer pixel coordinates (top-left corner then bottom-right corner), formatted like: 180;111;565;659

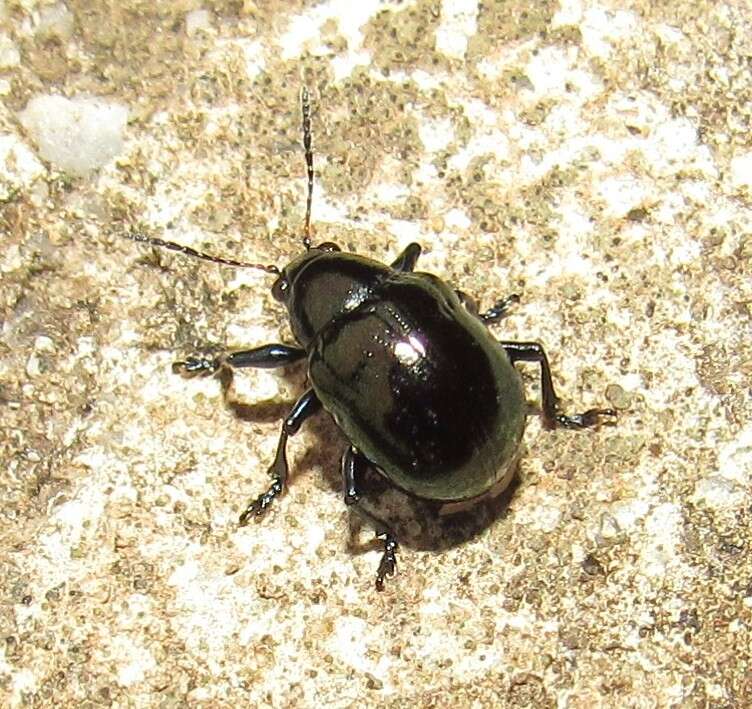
172;355;221;378
555;408;617;429
240;430;289;523
480;294;521;323
239;476;283;524
375;534;398;591
457;291;520;323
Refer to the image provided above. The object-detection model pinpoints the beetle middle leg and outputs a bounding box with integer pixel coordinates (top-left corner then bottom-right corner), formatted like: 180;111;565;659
173;343;306;377
238;388;321;524
342;446;398;591
501;341;617;429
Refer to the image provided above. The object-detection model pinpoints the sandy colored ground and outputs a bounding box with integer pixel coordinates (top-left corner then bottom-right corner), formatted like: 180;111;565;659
1;1;750;706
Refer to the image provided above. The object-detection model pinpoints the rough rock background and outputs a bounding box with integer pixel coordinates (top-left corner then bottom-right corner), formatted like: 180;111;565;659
1;0;750;706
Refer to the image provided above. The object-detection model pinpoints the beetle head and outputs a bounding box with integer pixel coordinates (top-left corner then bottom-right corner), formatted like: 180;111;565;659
272;243;389;346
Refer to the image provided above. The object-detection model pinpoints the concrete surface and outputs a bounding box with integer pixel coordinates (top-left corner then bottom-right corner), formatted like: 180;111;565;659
1;0;750;706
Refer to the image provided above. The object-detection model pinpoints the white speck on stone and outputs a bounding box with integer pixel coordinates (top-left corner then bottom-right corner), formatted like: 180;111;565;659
417;114;454;153
668;233;701;266
330;616;371;671
25;352;41;378
681;179;713;204
448;129;510;173
610;499;650;531
644;118;716;179
34;335;56;353
444;208;472;230
35;2;75;41
239;38;265;79
596;175;649;218
167;558;266;660
524;46;572;98
435;0;478;60
75;336;96;358
279;0;381;68
409;68;448;91
0;134;46;199
388;218;424;249
642;503;683;577
19;95;129;176
107;634;157;686
654;23;686;46
716;425;752;486
580;8;639;59
0;32;20;68
232;369;280;403
414;159;439;185
9;669;37;705
517;495;563;533
186;9;212;37
692;476;745;510
730;151;752;190
552;0;583;27
366;176;410;204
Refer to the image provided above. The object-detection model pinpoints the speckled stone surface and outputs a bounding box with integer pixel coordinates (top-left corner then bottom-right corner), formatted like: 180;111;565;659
1;1;751;706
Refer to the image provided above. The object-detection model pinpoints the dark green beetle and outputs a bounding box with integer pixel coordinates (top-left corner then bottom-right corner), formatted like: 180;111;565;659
128;89;616;589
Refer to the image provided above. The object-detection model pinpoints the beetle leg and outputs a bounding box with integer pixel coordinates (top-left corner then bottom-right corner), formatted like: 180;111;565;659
238;388;321;524
390;243;422;272
500;341;617;429
341;446;399;591
456;291;520;324
173;343;306;378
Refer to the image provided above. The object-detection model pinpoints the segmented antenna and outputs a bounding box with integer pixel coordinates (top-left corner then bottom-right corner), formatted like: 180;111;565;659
301;86;314;250
124;232;280;275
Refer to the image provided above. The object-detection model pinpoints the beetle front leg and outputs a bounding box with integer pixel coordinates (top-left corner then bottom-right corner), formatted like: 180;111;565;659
456;291;520;324
342;446;398;591
479;294;521;323
501;341;617;429
238;388;321;523
173;343;306;378
390;243;421;272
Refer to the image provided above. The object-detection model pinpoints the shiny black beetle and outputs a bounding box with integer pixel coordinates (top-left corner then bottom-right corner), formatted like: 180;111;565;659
129;89;616;589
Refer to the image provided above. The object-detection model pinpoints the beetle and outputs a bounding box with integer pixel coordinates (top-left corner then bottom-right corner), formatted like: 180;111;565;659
128;88;616;589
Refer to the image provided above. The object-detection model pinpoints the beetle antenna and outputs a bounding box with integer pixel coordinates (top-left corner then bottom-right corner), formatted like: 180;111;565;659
301;86;314;250
124;232;280;275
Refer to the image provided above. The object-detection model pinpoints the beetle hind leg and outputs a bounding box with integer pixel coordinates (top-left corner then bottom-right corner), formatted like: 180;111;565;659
501;341;617;429
238;388;321;524
342;446;399;591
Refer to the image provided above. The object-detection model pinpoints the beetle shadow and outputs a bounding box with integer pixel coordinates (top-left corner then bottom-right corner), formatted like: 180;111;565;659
216;366;303;423
214;367;521;554
342;465;522;554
